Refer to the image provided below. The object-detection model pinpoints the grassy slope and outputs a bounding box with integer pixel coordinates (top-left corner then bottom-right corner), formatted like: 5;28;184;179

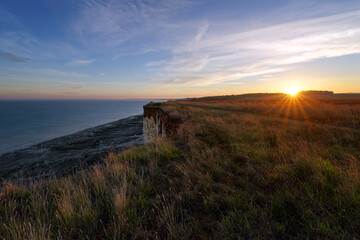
1;93;360;239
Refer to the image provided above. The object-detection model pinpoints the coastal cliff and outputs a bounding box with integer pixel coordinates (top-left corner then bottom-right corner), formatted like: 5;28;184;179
143;103;182;143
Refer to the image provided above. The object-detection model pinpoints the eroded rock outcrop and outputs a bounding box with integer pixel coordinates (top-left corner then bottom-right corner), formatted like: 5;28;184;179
143;103;182;143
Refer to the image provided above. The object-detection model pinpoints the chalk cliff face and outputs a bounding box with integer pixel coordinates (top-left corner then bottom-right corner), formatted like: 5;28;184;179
143;104;182;143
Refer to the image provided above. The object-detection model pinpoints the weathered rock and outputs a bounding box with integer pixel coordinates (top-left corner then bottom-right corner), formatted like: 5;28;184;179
143;103;182;143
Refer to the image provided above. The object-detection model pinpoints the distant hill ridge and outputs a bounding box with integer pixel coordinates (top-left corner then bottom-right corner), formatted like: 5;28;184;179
299;90;334;95
196;90;360;101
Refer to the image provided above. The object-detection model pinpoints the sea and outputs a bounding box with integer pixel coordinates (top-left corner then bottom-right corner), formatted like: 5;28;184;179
0;100;158;155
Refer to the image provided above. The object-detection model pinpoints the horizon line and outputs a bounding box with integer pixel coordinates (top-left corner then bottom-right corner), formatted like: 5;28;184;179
1;90;360;101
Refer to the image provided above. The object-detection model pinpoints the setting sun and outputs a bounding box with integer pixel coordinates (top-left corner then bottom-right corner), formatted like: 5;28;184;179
285;87;301;96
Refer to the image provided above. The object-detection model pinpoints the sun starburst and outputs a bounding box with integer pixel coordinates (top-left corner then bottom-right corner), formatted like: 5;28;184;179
285;87;300;96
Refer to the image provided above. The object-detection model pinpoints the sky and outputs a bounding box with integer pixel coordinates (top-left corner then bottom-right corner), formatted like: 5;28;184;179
0;0;360;99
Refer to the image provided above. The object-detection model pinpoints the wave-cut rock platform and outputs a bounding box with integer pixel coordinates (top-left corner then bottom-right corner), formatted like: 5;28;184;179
0;115;143;183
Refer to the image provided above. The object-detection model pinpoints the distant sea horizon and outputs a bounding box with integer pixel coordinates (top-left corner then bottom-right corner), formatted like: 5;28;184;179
0;99;164;155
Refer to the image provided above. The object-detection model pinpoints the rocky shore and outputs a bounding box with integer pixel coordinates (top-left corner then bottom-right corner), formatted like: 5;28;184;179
0;115;143;183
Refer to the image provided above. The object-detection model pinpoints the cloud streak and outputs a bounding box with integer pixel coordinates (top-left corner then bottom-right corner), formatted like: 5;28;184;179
194;22;209;43
0;52;29;62
19;67;89;78
69;59;94;66
74;0;193;49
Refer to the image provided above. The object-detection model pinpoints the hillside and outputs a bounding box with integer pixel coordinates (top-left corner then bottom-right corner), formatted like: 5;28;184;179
1;93;360;239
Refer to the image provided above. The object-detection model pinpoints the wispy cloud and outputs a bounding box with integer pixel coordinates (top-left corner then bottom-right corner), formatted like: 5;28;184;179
21;67;89;78
0;6;81;62
194;22;209;43
0;74;9;78
61;81;83;89
0;52;29;62
0;31;82;62
164;67;286;86
147;9;360;86
69;59;94;66
73;0;194;50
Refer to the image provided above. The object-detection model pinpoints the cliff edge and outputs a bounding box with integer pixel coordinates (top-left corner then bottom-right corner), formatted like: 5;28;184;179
143;102;182;143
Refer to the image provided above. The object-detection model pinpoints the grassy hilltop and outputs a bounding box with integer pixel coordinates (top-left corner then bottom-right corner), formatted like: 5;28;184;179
1;92;360;239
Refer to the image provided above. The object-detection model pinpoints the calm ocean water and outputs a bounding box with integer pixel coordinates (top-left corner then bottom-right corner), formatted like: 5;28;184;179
0;100;156;155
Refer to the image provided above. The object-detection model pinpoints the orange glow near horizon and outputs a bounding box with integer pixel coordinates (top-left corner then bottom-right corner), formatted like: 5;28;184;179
285;86;301;96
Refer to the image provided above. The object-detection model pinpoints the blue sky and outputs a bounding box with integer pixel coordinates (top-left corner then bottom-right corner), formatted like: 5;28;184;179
0;0;359;99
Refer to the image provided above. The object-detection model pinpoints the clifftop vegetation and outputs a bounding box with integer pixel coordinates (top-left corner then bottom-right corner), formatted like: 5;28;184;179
1;93;360;239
